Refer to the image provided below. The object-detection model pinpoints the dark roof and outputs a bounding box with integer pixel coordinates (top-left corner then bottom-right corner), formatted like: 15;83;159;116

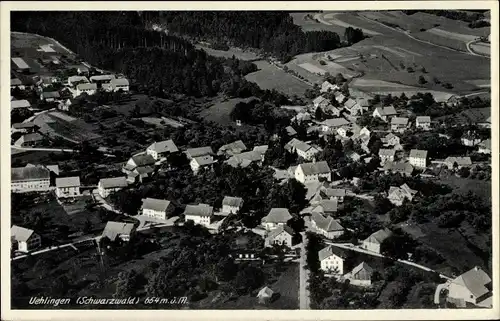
99;177;128;189
55;176;81;188
131;154;156;167
11;165;50;182
318;245;349;261
262;208;292;223
102;221;135;241
142;198;171;212
298;161;331;176
222;196;244;208
184;204;214;217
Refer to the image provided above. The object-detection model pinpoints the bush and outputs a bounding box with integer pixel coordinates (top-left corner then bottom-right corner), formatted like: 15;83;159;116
319;60;327;66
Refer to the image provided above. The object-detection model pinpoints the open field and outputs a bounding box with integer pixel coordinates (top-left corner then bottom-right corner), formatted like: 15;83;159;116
11;32;73;55
317;13;385;36
33;111;101;143
245;60;311;96
11;150;73;167
195;45;262;61
200;97;256;125
470;42;490;56
427;28;478;42
439;175;491;201
290;12;346;34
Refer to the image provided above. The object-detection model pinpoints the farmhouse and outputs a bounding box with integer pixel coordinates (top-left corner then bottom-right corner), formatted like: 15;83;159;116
444;157;472;169
416;116;431;130
285;138;319;161
334;91;346;104
265;225;295;248
217;140;247;157
390;117;409;133
14;133;44;147
184;203;214;227
320;81;339;93
409;149;428;168
190;155;216;173
387;183;418;206
383;161;414;176
11;122;37;134
312;199;339;215
261;208;292;231
319;245;348;274
313;96;330;109
76;83;97;97
141;198;174;220
146;139;179;160
343;98;363;116
11;225;41;252
98;177;128;198
320;118;350;134
123;154;156;183
11;99;31;110
222;196;244;214
378;148;396;165
110;78;130;92
344;262;374;287
55;176;81;198
372;106;397;122
226;150;263;168
102;221;136;242
381;133;401;147
40;91;61;102
68;75;89;87
310;212;344;239
66;64;89;75
361;228;393;254
447;266;492;308
461;132;482;147
294;161;331;184
478;139;491;154
185;146;214;160
90;74;116;83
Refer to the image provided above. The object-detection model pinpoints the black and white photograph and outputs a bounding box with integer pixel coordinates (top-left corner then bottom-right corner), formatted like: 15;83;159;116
1;1;498;320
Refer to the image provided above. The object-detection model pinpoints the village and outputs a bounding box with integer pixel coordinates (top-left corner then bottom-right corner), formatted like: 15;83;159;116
9;11;492;311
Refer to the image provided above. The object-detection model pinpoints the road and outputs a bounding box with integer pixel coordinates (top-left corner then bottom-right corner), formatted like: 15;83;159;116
466;40;489;58
299;232;311;310
12;236;99;261
11;146;76;153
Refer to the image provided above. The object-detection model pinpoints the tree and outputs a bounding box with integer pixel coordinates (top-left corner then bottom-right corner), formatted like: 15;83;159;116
315;106;325;121
113;269;140;298
344;27;365;45
233;265;265;294
418;75;427;84
82;218;93;234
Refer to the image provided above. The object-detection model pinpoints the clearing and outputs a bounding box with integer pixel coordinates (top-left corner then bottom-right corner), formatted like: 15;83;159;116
195;45;262;61
200;97;256;125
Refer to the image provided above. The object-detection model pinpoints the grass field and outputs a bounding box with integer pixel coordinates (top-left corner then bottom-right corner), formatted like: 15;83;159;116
290;12;346;34
439;175;491;201
245;60;312;96
11;32;72;55
32;111;101;143
200;97;256;125
470;42;490;56
195;45;262;61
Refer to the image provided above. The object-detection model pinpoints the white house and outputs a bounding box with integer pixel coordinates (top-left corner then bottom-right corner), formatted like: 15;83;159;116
378;149;396;165
11;122;37;134
313;96;330;110
319;245;348;274
461;132;482;147
320;81;339;93
334;91;346;104
190;155;215;173
264;225;295;248
416;116;431;130
11;225;41;252
372;106;397;122
320;118;350;134
381;133;401;147
285;138;320;160
447;266;492;308
146;139;179;160
40;91;61;102
294;161;331;184
310;212;344;239
409;149;428;168
76;83;97;97
102;221;136;242
68;75;89;87
390;117;409;133
222;196;244;214
387;183;418;206
261;208;292;231
55;176;81;198
98;177;128;198
343;98;363;116
141;198;174;220
444;157;472;169
11;165;51;193
110;78;130;92
361;228;392;254
184;203;214;227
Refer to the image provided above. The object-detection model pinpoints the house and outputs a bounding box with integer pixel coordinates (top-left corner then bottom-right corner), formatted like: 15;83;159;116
320;81;339;93
409;149;428;168
226;151;264;168
319;245;348;274
444;157;472;169
217;140;247;157
265;225;295;248
122;154;156;183
97;177;128;198
372;106;397;122
232;234;261;262
90;74;116;83
141;198;174;220
185;146;214;160
346;151;361;162
390;117;409;133
11;57;30;71
383;161;414;176
190;155;215;173
101;221;136;242
344;262;374;287
40;91;61;102
343;98;363;116
324;104;342;117
292;111;312;123
253;145;269;155
320;118;350;134
310;212;344;239
447;266;492;308
14;132;44;147
294;161;331;184
222;196;244;214
334;91;346;104
11;78;25;90
378;149;396;165
66;64;89;75
11;122;37;134
11;225;41;252
312;199;339;215
68;75;89;87
361;228;393;254
146;139;179;160
461;132;482;147
359;127;371;137
11;99;31;110
322;188;346;203
257;286;275;304
416;116;431;130
313;96;329;110
184;203;214;227
381;133;401;147
76;83;97;97
261;208;292;230
336;126;351;138
55;176;81;198
284;138;319;160
110;78;130;92
286;126;298;137
387;183;418;206
478;139;491;154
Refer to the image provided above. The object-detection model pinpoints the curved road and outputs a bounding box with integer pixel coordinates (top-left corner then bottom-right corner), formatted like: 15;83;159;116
466;40;490;58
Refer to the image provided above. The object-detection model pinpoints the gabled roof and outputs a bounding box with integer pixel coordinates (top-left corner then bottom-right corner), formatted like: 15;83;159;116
445;156;472;166
42;91;60;98
11;100;31;109
257;286;274;298
56;176;81;188
267;224;294;240
380;106;397;116
416;116;431;123
222;196;244;208
226;151;262;168
184;203;214;217
297;161;331;176
262;208;292;223
147;139;179;154
311;212;343;232
322;188;346;198
11;165;50;182
451;266;491;298
344;98;359;109
391;117;409;125
192;155;215;166
383;161;414;175
186;146;214;158
77;83;97;91
90;74;116;82
142;198;171;212
350;262;374;278
318;245;349;261
253;145;269;154
131;154;156;167
316;199;338;212
217;140;247;156
68;75;89;84
313;96;328;106
111;78;129;86
321;81;337;93
99;177;128;189
364;228;392;244
382;133;399;143
12;122;36;129
379;148;396;157
321;118;350;128
285;138;313;153
11;225;36;242
102;221;135;241
286;126;298;136
409;149;428;159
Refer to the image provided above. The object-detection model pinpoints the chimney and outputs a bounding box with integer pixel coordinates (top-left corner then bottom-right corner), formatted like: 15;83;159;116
474;266;479;271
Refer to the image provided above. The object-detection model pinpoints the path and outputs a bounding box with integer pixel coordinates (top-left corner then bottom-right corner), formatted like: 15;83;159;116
11;146;76;153
434;280;452;305
299;232;311;309
466;40;489;58
11;236;99;261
